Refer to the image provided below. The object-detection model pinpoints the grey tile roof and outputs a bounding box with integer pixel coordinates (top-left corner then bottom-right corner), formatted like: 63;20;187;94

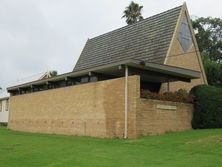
74;5;182;71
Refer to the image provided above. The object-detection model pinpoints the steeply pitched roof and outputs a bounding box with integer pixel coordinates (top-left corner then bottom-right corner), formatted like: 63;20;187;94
74;5;182;71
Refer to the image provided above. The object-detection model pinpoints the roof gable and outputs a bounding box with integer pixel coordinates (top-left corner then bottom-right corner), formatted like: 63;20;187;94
74;5;183;71
164;3;208;84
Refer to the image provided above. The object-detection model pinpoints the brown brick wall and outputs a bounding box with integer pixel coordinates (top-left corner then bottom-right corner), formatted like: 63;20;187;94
161;10;207;92
136;99;193;137
163;40;206;92
104;75;140;138
9;75;193;138
9;76;140;138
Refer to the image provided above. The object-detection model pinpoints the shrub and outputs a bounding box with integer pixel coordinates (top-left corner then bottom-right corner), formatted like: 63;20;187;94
0;123;7;127
141;89;193;103
190;85;222;129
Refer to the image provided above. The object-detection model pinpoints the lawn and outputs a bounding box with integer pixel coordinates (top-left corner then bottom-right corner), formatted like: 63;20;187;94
0;128;221;167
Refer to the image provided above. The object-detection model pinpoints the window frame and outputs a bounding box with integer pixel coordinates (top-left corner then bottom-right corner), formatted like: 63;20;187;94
177;17;193;52
5;99;9;111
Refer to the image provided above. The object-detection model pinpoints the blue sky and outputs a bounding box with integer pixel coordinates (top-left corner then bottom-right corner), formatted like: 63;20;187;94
0;0;221;89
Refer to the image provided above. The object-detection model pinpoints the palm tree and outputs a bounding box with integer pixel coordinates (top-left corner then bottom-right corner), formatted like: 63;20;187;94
122;1;144;25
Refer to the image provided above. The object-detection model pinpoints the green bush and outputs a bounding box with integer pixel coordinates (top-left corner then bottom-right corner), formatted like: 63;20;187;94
190;85;222;129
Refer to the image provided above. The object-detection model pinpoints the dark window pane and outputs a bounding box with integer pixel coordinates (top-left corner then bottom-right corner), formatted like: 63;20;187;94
90;76;98;82
81;77;89;83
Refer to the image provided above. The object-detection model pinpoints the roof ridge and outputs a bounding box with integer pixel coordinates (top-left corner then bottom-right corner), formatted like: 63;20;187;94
88;5;182;41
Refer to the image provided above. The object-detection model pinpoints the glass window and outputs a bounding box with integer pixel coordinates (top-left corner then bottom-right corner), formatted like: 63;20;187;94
90;76;98;82
81;76;89;83
0;101;2;112
177;17;193;52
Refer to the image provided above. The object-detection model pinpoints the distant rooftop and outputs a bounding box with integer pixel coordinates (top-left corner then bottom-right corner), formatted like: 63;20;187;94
0;90;9;99
8;71;56;88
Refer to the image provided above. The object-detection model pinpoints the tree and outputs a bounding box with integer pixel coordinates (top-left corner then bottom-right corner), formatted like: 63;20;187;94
49;71;57;77
203;55;222;88
192;17;222;88
122;1;144;25
192;17;222;62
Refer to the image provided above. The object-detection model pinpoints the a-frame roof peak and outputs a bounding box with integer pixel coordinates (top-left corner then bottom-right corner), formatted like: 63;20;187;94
74;5;183;71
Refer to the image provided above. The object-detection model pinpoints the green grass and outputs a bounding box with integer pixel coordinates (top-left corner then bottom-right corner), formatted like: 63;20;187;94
0;128;222;167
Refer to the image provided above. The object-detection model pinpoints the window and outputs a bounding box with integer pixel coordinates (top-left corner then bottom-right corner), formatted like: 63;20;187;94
81;76;89;83
177;17;193;52
0;101;2;112
90;76;98;82
5;99;9;111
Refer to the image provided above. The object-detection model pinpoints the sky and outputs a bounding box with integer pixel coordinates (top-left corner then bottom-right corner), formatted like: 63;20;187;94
0;0;221;89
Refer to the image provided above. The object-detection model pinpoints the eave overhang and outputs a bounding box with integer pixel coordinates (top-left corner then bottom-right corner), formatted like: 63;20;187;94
7;59;200;92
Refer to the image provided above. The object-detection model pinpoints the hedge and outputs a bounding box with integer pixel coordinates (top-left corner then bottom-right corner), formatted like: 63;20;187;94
141;89;193;103
190;85;222;129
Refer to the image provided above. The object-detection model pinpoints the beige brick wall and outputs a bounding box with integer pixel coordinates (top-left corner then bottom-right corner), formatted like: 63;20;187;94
9;76;140;138
161;10;207;92
163;40;206;92
9;75;193;138
136;99;193;137
104;75;140;138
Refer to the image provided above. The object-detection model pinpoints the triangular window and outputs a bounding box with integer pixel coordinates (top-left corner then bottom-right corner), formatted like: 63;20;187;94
177;16;193;52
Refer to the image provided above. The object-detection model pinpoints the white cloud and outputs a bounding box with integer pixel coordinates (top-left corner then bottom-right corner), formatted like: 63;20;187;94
0;0;221;88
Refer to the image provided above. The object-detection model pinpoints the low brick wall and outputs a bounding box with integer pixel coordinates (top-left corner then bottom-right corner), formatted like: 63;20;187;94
136;98;193;137
9;81;108;138
9;75;193;138
9;76;139;138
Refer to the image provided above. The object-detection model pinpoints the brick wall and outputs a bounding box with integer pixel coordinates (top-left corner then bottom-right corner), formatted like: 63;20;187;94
9;75;193;138
163;40;206;92
136;98;193;136
161;10;207;92
9;76;139;138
